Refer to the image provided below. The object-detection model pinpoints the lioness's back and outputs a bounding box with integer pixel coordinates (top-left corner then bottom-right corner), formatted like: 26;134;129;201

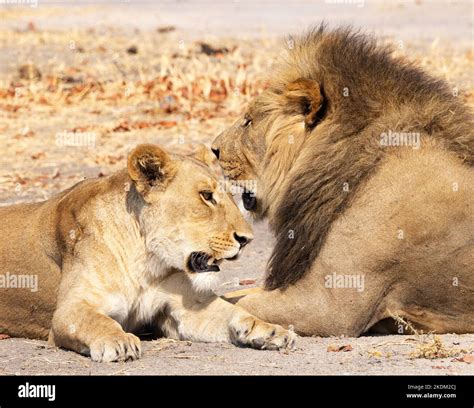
0;200;63;339
0;174;131;338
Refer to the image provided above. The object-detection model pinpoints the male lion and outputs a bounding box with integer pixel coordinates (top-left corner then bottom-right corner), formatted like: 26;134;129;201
0;144;295;361
212;27;474;336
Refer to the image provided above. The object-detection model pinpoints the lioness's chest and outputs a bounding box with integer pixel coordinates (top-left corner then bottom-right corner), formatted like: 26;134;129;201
96;248;174;331
103;286;169;332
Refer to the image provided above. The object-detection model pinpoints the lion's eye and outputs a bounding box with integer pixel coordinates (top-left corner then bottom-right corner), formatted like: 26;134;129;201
200;191;216;205
242;114;252;128
302;101;312;115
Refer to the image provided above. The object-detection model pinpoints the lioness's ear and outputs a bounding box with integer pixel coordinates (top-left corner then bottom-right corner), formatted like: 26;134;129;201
284;78;324;128
189;144;215;167
127;144;176;194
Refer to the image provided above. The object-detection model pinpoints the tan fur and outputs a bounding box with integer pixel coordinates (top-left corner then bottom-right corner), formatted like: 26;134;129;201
0;144;295;361
212;26;474;336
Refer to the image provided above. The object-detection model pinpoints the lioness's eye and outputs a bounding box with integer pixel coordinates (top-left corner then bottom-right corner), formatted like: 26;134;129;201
200;191;216;205
242;113;252;128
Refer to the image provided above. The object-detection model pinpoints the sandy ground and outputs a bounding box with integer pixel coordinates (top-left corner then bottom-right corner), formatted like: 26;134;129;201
1;330;474;375
0;1;473;375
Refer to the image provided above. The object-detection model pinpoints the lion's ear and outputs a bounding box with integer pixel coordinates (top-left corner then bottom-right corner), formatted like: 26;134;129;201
189;144;215;167
127;144;176;194
284;78;324;128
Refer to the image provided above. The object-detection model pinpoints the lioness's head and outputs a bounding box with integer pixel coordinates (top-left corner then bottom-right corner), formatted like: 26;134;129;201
127;144;253;291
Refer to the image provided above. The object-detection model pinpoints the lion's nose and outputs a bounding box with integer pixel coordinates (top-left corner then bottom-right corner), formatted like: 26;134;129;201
211;147;220;160
234;232;252;248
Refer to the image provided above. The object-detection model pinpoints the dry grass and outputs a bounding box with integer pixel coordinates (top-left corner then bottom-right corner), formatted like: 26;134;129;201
0;12;473;206
387;311;470;359
0;24;277;204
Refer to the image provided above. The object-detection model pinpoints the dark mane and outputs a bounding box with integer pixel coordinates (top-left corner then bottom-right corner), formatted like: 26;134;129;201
265;26;473;290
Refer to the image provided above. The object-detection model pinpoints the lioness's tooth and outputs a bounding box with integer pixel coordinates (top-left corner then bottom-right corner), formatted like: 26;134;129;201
207;257;215;266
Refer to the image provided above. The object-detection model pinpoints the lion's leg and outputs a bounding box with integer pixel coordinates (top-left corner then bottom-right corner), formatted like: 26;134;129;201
238;150;474;336
234;199;398;337
235;183;401;337
157;273;296;350
50;300;141;362
235;272;387;337
234;204;403;337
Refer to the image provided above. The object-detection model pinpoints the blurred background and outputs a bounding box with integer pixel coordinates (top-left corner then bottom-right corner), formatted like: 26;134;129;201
0;0;472;203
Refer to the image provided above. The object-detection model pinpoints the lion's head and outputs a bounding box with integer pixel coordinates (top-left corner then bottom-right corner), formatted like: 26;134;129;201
127;144;253;291
212;26;472;290
211;76;326;219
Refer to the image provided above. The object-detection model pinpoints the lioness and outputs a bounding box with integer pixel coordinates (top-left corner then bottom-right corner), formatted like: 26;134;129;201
0;144;295;361
212;26;474;336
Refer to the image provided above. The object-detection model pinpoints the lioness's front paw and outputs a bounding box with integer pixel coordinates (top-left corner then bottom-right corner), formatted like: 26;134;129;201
89;332;142;362
230;316;297;351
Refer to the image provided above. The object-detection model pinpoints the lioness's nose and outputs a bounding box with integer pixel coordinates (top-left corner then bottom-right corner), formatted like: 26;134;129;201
234;232;252;248
211;146;220;159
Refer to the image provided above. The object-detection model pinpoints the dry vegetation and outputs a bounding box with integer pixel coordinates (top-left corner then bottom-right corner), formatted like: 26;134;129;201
387;312;473;360
0;14;276;204
1;8;473;207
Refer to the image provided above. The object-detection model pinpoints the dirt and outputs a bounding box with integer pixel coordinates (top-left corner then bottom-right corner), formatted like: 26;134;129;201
1;331;474;376
0;1;473;375
0;321;473;375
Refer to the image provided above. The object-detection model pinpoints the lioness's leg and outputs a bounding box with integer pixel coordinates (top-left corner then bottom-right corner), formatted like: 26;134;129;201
157;273;296;350
50;301;141;362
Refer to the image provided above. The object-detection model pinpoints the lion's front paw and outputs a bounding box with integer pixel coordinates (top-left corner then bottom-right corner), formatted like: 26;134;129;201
89;332;142;362
230;316;297;351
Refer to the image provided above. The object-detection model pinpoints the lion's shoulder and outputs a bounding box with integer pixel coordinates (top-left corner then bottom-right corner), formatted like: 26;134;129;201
265;27;473;290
